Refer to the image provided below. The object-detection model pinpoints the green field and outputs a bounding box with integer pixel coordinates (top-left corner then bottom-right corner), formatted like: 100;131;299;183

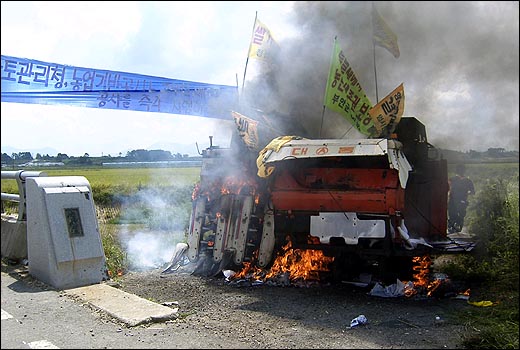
448;162;519;186
1;166;202;194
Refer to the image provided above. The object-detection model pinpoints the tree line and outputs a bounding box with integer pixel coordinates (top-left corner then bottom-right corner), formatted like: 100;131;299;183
1;149;196;167
1;147;518;168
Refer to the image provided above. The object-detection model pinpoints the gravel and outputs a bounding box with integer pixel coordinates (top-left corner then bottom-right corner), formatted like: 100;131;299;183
116;261;474;349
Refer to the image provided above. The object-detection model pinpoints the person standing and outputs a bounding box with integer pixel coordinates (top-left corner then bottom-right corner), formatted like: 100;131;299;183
448;163;475;233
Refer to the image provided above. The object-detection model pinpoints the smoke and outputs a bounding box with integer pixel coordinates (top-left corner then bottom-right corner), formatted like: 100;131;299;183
123;230;183;271
241;1;519;151
116;183;194;271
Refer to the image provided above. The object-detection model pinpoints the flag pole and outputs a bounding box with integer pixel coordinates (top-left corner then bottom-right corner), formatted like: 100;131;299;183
235;73;240;105
373;40;379;103
371;2;379;103
319;105;325;138
321;36;338;138
242;11;258;96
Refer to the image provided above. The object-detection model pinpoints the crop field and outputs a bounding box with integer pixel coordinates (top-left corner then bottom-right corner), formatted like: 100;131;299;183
450;161;519;186
1;166;202;194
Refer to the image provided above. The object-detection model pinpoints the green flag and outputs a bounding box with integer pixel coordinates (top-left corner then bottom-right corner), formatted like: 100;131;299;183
324;38;377;137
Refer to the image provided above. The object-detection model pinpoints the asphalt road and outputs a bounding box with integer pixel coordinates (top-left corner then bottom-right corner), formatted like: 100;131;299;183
1;266;218;349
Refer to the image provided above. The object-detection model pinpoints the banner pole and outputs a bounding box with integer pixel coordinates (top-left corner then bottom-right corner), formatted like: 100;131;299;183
373;40;379;103
242;11;258;96
372;2;379;103
321;36;338;138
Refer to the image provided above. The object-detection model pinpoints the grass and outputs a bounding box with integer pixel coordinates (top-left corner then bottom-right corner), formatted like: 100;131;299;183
442;172;519;349
1;166;201;210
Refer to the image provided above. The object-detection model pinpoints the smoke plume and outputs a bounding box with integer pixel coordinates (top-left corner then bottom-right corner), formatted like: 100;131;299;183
241;1;519;152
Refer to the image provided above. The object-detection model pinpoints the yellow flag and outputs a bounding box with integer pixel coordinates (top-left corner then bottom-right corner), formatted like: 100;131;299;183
256;136;302;178
368;83;405;137
248;18;278;61
324;38;377;137
372;4;400;58
232;111;259;150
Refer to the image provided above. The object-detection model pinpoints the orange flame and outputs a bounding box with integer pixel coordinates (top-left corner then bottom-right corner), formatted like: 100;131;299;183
265;238;334;281
192;182;201;200
193;175;259;202
233;236;334;283
404;255;454;297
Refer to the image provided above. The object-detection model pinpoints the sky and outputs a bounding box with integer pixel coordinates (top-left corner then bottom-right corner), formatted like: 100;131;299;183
1;1;519;157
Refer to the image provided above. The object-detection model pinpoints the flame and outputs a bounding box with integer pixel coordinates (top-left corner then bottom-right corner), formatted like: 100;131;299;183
265;238;334;281
233;249;265;280
404;255;455;297
404;255;432;297
193;175;259;202
233;261;264;280
192;182;201;200
233;235;334;283
220;177;257;196
412;255;431;288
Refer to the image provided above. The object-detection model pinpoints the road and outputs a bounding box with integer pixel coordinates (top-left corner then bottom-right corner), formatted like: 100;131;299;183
1;264;229;349
2;260;471;349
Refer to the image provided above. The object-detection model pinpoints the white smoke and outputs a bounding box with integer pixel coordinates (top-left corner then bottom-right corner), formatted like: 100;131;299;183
122;229;185;271
115;177;195;271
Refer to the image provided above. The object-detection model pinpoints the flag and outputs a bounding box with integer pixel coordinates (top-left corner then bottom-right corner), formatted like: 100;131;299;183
247;18;278;61
256;136;302;178
368;83;405;137
324;38;378;137
372;4;400;58
232;111;260;150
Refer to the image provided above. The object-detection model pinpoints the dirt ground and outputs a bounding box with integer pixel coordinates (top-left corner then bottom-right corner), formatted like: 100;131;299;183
115;259;476;349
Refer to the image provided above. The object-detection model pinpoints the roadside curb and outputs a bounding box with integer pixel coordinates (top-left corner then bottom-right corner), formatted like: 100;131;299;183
65;283;178;327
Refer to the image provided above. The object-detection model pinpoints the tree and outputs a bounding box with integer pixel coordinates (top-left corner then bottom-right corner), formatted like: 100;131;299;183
56;153;69;161
17;152;33;161
1;153;13;163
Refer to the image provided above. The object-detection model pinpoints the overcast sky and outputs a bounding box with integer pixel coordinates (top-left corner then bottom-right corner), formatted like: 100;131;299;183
1;1;518;157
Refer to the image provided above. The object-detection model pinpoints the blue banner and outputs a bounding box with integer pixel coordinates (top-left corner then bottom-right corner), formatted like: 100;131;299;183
1;55;238;120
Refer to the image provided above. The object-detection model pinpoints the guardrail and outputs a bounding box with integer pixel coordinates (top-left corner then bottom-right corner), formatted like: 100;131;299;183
1;170;47;221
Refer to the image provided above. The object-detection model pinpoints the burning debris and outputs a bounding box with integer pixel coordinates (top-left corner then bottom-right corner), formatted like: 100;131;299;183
163;234;469;299
368;254;471;299
228;235;335;287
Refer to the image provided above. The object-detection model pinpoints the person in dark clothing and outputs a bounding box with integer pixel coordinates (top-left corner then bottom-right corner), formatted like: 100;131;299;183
448;164;475;233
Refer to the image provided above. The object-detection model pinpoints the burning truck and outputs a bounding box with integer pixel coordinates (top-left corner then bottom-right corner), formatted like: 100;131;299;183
164;114;475;284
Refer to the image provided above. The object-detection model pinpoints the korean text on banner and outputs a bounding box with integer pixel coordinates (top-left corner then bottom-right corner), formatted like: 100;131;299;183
372;4;400;59
248;18;278;61
324;39;377;137
1;55;238;120
232;111;260;150
368;83;405;137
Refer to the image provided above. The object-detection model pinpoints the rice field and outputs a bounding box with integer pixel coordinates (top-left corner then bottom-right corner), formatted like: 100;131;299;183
1;166;202;194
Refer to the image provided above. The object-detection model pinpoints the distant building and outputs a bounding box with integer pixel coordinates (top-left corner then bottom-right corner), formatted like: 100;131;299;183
20;161;65;167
